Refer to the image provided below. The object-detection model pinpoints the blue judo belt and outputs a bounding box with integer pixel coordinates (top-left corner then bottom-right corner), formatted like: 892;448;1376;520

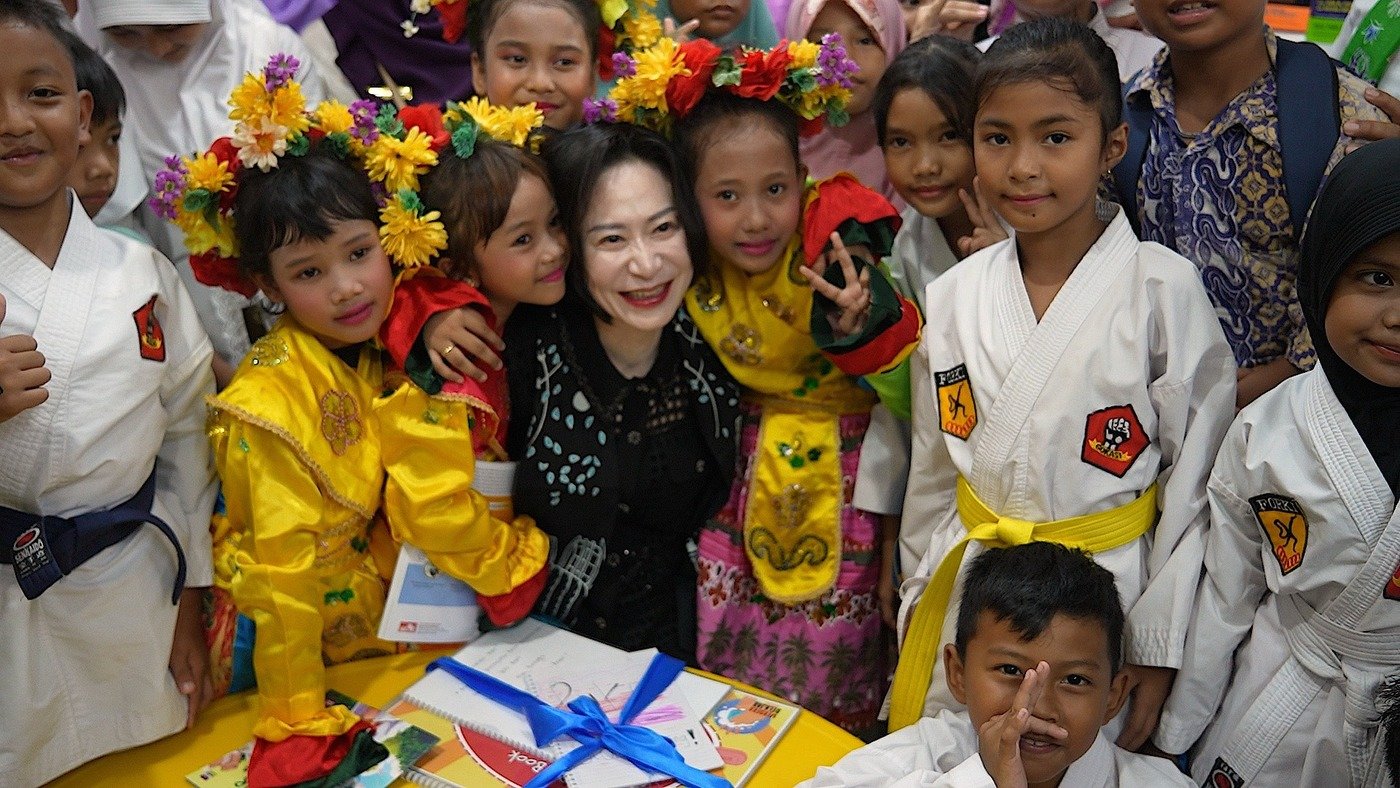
0;471;187;604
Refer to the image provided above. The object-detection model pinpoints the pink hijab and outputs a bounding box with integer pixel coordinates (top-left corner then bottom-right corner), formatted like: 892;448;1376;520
786;0;906;207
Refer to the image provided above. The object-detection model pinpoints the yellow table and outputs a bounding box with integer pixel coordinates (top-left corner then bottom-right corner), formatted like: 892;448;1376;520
50;651;862;787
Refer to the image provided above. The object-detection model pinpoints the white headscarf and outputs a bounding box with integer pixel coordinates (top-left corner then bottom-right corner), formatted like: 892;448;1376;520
88;0;212;29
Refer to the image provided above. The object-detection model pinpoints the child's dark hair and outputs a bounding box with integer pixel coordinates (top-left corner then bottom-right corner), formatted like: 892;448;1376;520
955;542;1125;674
977;17;1122;141
674;90;801;183
1380;676;1400;786
0;0;70;61
542;123;709;321
873;35;980;147
60;29;126;126
233;147;379;282
466;0;602;61
420;139;552;283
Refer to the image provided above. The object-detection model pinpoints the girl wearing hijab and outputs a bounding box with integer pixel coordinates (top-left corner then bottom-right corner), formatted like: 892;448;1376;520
75;0;332;380
1154;139;1400;788
786;0;906;207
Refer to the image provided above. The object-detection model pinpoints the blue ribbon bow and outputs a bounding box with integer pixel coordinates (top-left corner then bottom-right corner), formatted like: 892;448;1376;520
427;652;731;788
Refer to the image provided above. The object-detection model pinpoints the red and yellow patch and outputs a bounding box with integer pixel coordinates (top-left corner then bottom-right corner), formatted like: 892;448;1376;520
935;363;977;440
1080;404;1148;477
1250;494;1308;575
1384;559;1400;601
132;294;165;362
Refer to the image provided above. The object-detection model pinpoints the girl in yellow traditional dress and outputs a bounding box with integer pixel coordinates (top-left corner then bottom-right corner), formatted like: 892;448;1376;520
157;58;551;785
606;36;920;731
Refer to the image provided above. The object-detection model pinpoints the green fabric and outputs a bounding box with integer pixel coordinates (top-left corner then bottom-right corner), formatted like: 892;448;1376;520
809;252;903;354
405;336;444;395
864;355;913;420
293;727;390;788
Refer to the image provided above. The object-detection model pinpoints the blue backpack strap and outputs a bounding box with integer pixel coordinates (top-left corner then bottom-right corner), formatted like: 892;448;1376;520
1111;79;1153;236
1274;38;1342;241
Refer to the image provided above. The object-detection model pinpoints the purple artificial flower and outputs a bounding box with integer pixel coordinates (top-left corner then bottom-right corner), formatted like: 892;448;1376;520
611;51;637;79
349;99;381;145
149;159;189;220
263;53;301;90
582;97;618;125
816;32;858;89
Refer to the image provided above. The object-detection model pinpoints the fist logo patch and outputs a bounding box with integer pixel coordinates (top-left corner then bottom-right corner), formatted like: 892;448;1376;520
1080;404;1148;477
1206;758;1244;788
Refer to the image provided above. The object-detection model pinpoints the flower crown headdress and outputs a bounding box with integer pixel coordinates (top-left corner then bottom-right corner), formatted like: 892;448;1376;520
153;56;539;296
589;33;858;136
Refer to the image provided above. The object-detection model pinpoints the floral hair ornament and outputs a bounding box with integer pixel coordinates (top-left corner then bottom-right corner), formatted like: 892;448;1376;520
401;0;467;41
153;54;452;295
595;0;665;80
599;33;858;137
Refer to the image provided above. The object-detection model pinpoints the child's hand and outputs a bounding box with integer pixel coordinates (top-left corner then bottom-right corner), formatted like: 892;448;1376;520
1344;87;1400;151
957;177;1010;257
0;294;51;423
909;0;988;42
169;587;214;729
662;16;700;43
1115;663;1175;751
800;232;873;340
425;307;505;384
977;661;1068;788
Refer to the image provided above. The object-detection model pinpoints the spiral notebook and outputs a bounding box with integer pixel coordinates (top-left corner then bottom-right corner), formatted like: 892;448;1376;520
398;619;727;788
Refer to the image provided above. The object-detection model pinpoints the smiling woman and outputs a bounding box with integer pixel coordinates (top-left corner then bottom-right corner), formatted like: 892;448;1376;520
504;123;742;663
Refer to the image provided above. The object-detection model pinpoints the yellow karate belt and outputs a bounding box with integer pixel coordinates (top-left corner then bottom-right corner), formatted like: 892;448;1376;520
887;477;1158;730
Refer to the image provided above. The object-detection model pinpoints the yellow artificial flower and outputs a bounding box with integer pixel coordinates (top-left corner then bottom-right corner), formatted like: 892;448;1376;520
314;100;354;135
227;73;267;122
617;36;685;113
267;82;312;134
379;197;448;268
175;210;237;257
621;9;662;49
457;97;542;147
364;127;438;193
185;152;235;194
788;39;820;71
227;72;309;135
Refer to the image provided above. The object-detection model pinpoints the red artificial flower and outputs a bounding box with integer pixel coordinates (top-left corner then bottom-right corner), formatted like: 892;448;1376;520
597;24;618;81
190;251;257;298
306;127;327;144
798;114;826;138
666;38;722;117
732;44;792;101
208;136;238;166
434;0;467;44
397;103;450;152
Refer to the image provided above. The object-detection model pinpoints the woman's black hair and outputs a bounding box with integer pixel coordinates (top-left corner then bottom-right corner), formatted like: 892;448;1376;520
873;34;980;147
467;0;602;61
542;123;709;322
977;17;1122;140
232;146;380;282
60;29;126;126
673;90;802;184
955;542;1125;675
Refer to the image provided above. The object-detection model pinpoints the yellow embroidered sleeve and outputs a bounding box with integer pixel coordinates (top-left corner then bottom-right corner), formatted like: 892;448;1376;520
214;418;360;742
376;383;550;596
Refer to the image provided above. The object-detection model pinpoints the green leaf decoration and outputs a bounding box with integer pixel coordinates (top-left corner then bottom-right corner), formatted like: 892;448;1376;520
451;121;480;159
826;105;850;128
183;189;213;214
713;56;742;86
286;132;310;157
396;188;424;213
323;132;351;159
375;104;404;137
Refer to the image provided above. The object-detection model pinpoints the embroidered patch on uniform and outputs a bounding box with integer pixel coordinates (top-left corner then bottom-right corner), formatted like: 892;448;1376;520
1250;494;1308;575
1205;757;1244;788
1384;559;1400;601
132;294;166;362
1080;404;1148;477
935;363;977;440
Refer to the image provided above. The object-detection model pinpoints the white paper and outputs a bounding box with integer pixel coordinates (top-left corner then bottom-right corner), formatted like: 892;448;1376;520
376;544;481;643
